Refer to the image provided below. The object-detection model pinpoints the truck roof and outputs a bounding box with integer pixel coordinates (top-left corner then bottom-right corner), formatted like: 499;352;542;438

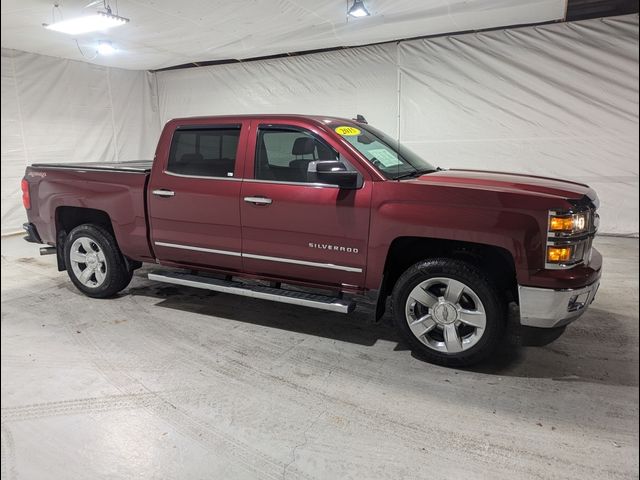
167;114;359;125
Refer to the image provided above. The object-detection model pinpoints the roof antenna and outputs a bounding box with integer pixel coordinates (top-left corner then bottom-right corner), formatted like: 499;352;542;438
352;114;368;124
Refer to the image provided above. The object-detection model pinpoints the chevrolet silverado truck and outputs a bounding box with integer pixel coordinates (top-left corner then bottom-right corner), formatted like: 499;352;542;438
21;114;601;366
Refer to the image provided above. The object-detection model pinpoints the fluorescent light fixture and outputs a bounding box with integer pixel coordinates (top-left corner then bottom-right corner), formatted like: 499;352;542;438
97;40;115;55
348;0;371;18
45;11;129;35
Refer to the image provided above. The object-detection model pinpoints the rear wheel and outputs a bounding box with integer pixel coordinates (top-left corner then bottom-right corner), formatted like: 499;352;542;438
391;258;506;367
64;224;133;298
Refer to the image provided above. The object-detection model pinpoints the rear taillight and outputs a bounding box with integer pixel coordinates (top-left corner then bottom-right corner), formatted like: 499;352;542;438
21;178;30;209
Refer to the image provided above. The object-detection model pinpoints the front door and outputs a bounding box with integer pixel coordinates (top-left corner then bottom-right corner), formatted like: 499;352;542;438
148;120;248;271
240;120;372;289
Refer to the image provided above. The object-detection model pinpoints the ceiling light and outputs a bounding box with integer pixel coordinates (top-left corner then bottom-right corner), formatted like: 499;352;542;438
348;0;371;18
97;40;115;55
45;11;129;35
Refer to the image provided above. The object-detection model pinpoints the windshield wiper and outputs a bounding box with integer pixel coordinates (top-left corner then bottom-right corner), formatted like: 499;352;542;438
392;168;437;180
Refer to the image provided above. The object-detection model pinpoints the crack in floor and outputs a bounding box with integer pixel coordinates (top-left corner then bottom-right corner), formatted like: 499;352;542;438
282;407;328;480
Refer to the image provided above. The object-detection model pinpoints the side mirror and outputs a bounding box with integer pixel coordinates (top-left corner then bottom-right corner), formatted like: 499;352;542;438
308;161;360;189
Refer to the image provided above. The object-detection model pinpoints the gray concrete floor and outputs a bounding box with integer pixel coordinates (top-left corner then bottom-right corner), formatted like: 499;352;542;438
1;235;638;480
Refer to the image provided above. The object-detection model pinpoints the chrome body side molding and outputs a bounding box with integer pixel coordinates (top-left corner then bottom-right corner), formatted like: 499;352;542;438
153;242;362;273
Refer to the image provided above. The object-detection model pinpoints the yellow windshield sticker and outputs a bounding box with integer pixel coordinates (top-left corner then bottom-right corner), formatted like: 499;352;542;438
335;126;361;136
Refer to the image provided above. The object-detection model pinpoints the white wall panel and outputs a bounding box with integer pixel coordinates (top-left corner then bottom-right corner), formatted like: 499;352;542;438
398;15;639;236
156;14;639;235
0;48;159;234
158;43;400;137
1;51;27;235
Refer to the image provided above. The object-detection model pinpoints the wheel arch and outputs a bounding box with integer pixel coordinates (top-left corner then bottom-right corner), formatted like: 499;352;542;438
374;236;517;321
55;207;140;272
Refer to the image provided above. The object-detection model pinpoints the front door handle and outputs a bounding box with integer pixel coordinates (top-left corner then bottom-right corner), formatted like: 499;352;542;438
152;189;175;197
244;196;272;205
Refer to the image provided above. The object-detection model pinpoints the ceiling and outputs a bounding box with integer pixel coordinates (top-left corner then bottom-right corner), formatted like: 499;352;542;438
1;0;568;71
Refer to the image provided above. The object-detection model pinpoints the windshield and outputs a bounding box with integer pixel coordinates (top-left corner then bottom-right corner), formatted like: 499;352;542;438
332;122;437;179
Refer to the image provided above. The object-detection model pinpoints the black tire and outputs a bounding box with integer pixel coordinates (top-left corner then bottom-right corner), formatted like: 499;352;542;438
391;258;506;367
64;224;133;298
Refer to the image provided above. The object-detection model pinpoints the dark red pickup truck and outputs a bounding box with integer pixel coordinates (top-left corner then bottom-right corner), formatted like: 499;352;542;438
21;114;601;366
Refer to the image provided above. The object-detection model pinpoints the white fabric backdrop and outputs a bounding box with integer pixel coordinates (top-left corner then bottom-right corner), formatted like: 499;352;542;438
2;14;638;235
0;48;160;234
157;42;401;137
157;14;639;236
398;15;639;236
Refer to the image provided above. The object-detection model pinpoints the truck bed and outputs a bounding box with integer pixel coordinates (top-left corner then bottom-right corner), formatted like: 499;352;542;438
25;160;153;261
30;160;153;173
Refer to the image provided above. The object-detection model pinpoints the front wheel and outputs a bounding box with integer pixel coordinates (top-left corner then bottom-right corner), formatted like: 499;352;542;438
391;258;506;367
64;224;133;298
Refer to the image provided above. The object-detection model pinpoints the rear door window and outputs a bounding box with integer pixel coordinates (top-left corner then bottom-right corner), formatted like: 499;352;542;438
167;127;240;177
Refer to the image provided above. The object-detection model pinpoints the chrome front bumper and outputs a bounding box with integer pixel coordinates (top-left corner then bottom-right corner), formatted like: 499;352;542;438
518;279;600;329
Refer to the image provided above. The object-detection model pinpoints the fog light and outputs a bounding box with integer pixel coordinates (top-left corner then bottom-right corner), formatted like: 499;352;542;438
547;246;572;263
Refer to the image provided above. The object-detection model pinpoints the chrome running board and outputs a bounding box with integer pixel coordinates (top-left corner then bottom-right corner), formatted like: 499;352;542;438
148;270;355;314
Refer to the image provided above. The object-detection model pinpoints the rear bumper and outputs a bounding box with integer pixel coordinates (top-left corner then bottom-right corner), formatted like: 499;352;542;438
518;278;600;328
22;222;43;244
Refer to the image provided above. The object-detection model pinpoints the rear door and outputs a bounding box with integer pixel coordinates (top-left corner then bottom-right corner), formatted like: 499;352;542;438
148;120;247;271
240;119;373;289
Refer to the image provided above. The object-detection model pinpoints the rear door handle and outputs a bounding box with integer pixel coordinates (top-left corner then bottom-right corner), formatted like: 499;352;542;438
244;196;272;205
152;189;175;197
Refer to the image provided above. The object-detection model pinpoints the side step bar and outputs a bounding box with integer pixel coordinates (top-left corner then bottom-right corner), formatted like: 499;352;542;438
148;270;356;314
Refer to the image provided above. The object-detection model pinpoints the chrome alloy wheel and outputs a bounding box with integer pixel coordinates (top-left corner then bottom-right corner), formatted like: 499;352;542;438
404;277;487;354
69;237;108;288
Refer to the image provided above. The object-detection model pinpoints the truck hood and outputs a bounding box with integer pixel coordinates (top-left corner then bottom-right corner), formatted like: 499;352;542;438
413;169;595;202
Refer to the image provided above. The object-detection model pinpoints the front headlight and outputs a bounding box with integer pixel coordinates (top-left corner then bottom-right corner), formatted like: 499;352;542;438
548;212;589;234
546;209;596;269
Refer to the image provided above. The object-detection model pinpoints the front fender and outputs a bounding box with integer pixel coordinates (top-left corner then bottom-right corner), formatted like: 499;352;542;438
365;195;551;290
